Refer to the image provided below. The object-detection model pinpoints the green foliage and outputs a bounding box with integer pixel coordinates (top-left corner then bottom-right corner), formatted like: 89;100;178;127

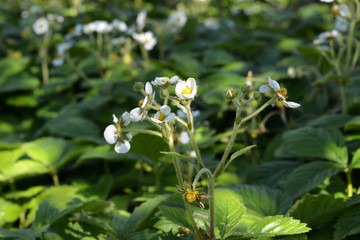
240;215;310;238
334;205;360;240
284;162;344;199
286;194;348;228
215;197;246;239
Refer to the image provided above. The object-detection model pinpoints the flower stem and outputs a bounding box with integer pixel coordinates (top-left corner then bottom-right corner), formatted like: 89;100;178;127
346;168;353;197
123;129;162;138
213;96;277;178
186;104;205;169
169;137;202;240
209;178;215;239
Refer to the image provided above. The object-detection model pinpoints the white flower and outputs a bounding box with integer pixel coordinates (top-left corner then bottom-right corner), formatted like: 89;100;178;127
151;76;180;87
320;0;334;2
335;17;349;32
52;54;64;67
94;20;113;33
175;77;197;100
168;10;187;31
73;24;83;36
339;4;349;17
137;10;147;31
178;131;190;144
259;77;301;108
112;19;128;32
104;112;132;153
203;17;219;30
132;31;157;51
151;105;175;123
83;22;96;34
57;42;72;54
130;82;154;122
33;17;49;35
314;30;341;44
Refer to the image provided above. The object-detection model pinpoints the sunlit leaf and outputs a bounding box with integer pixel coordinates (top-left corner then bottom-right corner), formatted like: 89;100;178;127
215;197;246;239
240;215;310;238
0;198;22;226
22;137;67;168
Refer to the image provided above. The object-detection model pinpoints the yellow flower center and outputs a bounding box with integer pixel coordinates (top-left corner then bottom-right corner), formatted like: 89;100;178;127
139;99;145;107
164;77;170;83
184;190;198;204
181;86;192;95
276;88;288;98
158;112;167;121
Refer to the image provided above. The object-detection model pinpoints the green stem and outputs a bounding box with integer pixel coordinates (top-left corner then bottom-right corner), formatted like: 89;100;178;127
65;53;89;81
340;85;347;115
186;104;205;169
123;129;162;138
139;44;149;69
345;20;357;76
192;168;213;190
52;172;60;186
169;137;202;240
213;96;277;178
213;122;241;178
346;168;353;197
209;178;215;239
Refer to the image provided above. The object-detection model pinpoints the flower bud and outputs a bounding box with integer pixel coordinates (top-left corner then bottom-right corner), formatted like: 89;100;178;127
133;82;144;91
225;88;238;99
241;84;251;94
253;91;262;100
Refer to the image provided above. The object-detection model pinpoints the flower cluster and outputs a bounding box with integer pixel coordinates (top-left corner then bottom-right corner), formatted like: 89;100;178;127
259;77;301;108
104;76;198;153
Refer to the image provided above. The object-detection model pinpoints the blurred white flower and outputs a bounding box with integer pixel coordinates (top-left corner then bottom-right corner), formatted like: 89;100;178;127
314;29;341;44
259;77;300;108
52;42;72;67
335;17;349;32
104;112;132;153
94;20;113;33
151;76;180;87
203;17;219;30
52;54;64;67
320;0;335;2
175;78;197;100
111;37;127;45
73;24;82;36
178;131;190;144
132;31;157;51
168;10;187;31
56;15;64;23
21;10;30;19
112;19;128;32
339;4;349;17
137;10;147;31
130;82;154;122
83;22;96;34
33;17;49;35
151;105;176;123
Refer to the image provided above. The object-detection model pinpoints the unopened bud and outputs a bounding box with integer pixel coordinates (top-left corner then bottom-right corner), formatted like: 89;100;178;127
235;115;242;125
225;88;238;99
133;82;144;91
160;89;169;98
253;91;262;100
241;85;251;94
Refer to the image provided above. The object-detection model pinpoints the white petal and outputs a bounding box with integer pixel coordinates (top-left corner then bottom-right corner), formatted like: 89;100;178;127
268;77;280;91
104;125;117;144
130;108;142;122
259;84;271;93
187;78;196;89
165;113;175;122
160;105;171;115
175;81;187;98
178;132;189;144
112;114;118;123
115;140;131;153
283;100;301;108
126;133;132;140
145;82;152;94
170;76;180;84
122;112;131;126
